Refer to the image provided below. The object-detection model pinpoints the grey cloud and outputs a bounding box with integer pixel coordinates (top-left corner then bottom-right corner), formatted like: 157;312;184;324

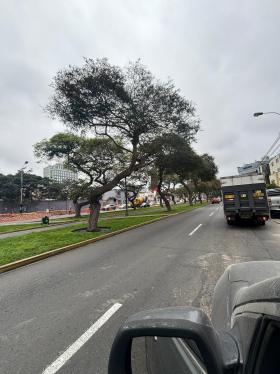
0;0;279;177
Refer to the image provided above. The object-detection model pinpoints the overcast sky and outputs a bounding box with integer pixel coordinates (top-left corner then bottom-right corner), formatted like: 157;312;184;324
1;0;280;177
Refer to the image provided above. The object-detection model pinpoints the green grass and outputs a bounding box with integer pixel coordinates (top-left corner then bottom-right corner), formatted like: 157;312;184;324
0;202;208;266
99;202;207;217
0;220;79;234
0;216;160;266
0;223;44;233
0;202;207;234
54;202;207;220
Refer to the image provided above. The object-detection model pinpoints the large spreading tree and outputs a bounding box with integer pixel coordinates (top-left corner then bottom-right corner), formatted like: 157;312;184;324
38;59;199;231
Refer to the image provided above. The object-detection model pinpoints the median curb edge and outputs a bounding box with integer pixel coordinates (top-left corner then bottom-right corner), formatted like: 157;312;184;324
0;204;207;274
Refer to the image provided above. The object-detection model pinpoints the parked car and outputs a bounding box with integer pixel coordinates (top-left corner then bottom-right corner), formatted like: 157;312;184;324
267;188;280;217
211;196;221;204
109;261;280;374
103;204;116;211
140;202;150;208
117;204;127;210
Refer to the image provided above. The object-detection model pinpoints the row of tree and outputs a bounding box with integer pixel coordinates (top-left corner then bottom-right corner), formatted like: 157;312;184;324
0;173;70;202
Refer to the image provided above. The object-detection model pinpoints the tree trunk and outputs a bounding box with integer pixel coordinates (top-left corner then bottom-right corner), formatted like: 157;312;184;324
180;180;193;206
163;195;171;211
158;190;171;211
73;200;89;218
159;197;163;207
87;200;101;232
188;191;193;206
157;171;171;212
74;201;82;218
171;194;176;205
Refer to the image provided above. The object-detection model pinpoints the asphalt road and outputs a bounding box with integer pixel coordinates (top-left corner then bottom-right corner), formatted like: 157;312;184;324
1;204;280;374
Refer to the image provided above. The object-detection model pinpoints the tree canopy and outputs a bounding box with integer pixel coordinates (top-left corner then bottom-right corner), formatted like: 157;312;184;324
38;59;200;231
0;172;66;202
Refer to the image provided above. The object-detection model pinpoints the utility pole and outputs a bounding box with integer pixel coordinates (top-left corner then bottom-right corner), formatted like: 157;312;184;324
253;112;280;184
19;161;28;213
125;177;128;216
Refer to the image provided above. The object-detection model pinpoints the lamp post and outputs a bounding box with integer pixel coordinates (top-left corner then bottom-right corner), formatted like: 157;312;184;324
253;112;280;117
20;161;29;213
124;177;128;216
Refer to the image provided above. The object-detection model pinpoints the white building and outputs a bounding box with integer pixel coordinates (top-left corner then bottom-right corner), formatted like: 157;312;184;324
237;161;262;175
43;163;78;183
101;189;126;207
269;154;280;186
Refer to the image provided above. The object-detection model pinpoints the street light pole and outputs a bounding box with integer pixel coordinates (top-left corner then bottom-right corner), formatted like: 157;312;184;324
20;170;23;212
253;112;280;117
19;161;28;213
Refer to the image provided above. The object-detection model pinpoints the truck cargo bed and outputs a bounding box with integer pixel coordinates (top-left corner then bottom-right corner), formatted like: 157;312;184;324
221;181;269;224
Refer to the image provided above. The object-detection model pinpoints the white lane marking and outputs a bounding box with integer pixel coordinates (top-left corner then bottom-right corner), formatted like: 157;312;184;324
216;207;219;210
188;224;202;236
209;212;214;217
42;303;122;374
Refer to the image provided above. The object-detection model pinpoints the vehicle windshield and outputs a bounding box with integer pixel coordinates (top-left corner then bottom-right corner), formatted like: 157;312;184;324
1;1;280;374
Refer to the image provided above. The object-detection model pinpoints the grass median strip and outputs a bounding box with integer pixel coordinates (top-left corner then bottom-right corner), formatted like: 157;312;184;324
54;202;207;220
0;223;43;233
0;202;208;267
0;215;160;266
0;220;81;234
0;202;207;233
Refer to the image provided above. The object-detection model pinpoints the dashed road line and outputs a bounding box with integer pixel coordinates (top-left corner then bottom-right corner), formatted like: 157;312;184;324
209;212;214;217
42;303;122;374
188;224;202;236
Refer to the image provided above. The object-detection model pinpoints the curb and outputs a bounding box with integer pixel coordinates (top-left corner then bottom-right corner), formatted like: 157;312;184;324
0;205;207;274
273;220;280;224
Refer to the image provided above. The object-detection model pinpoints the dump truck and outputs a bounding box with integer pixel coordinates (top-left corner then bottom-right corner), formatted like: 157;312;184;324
220;174;269;225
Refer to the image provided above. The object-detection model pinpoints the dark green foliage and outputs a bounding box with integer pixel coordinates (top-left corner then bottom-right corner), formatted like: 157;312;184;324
0;172;66;202
38;59;200;230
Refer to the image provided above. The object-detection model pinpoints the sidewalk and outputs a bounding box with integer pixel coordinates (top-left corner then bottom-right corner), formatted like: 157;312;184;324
0;207;130;225
0;212;87;225
0;221;85;239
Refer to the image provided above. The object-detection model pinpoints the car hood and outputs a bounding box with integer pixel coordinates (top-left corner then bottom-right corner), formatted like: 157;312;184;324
211;261;280;331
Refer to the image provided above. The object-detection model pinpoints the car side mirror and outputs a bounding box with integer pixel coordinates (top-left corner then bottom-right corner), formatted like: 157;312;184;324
108;306;238;374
